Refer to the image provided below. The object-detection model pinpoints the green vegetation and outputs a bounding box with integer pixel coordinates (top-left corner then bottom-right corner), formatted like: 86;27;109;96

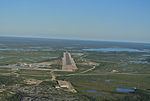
0;75;23;86
58;74;150;101
18;69;51;75
0;51;61;65
39;81;57;87
51;64;62;69
17;69;51;80
0;37;150;101
0;91;22;101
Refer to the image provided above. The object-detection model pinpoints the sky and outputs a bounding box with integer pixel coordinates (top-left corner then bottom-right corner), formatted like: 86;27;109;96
0;0;150;43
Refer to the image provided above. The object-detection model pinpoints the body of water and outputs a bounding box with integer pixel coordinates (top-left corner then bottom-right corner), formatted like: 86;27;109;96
0;57;7;59
129;61;149;64
86;90;98;93
143;54;150;56
83;48;149;52
0;48;54;52
116;88;135;93
99;94;105;96
104;80;114;82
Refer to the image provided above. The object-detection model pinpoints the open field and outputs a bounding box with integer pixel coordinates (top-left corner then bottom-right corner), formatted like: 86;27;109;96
0;37;150;101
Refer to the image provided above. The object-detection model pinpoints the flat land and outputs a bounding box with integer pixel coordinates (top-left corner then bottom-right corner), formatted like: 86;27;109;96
0;37;150;101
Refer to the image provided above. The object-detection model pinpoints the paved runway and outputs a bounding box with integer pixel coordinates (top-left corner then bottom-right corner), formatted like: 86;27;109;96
65;53;71;65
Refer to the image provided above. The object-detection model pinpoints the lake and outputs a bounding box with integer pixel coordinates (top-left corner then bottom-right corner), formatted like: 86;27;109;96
82;48;149;52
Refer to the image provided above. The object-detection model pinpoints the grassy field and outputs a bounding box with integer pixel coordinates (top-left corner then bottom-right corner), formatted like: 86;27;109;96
0;50;61;65
58;74;150;101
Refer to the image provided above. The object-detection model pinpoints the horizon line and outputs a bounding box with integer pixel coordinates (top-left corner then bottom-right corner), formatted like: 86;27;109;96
0;35;150;44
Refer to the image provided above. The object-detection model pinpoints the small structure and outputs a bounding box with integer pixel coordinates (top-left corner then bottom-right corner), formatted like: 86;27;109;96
28;63;50;68
57;80;77;93
58;80;69;88
55;86;60;89
11;68;19;71
23;79;42;85
0;89;6;92
112;70;119;73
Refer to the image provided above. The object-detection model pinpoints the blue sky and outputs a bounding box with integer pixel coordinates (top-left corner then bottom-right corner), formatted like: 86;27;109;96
0;0;150;43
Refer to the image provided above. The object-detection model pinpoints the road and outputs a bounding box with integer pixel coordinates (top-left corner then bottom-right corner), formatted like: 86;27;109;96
65;66;96;76
50;71;56;81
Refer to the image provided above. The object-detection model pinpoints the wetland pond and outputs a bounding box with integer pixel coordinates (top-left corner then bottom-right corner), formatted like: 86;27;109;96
116;88;135;93
86;90;98;93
